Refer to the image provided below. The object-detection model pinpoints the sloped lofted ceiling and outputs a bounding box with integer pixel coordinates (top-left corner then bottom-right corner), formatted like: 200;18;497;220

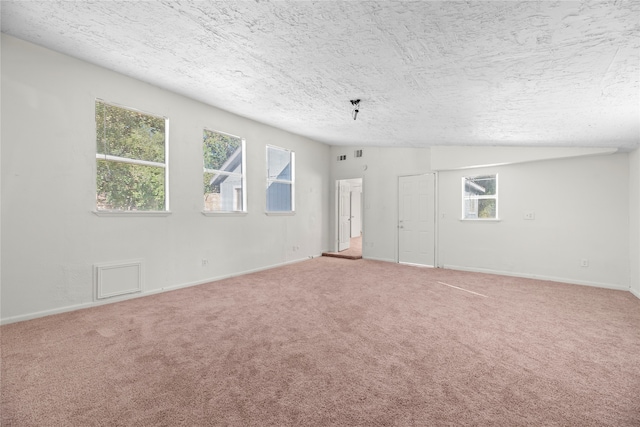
1;1;638;149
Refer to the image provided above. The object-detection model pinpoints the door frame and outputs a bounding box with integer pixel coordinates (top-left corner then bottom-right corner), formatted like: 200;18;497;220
338;180;351;251
333;177;364;253
396;172;439;267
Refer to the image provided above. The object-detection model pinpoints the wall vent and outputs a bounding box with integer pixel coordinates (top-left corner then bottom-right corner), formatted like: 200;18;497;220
337;154;347;161
94;259;143;300
354;149;363;158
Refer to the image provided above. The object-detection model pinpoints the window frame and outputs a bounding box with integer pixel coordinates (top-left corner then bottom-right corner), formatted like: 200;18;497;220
265;145;295;214
461;173;499;220
202;128;247;215
94;99;170;215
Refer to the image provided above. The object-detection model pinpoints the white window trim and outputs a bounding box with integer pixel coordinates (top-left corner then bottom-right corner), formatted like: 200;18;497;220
461;173;499;220
95;99;170;213
201;211;248;217
264;211;296;216
202;129;247;214
95;154;166;169
266;145;295;213
93;210;171;217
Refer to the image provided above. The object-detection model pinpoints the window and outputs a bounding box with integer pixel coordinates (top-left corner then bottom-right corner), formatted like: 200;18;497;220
266;145;295;212
203;129;246;212
95;100;168;211
462;174;498;219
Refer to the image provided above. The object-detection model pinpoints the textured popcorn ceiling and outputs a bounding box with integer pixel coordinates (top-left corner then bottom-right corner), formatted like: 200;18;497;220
1;1;638;149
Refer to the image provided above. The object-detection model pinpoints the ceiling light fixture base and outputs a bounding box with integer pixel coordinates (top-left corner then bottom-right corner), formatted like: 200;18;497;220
350;99;360;120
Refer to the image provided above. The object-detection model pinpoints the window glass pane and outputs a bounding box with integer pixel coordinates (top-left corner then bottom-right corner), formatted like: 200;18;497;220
96;101;165;163
267;147;291;181
203;130;242;173
204;172;243;211
464;175;496;196
462;174;497;219
477;199;496;218
97;160;165;211
266;182;292;211
464;198;479;219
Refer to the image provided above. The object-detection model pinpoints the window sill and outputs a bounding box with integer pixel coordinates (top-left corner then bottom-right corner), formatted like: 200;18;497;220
265;211;295;216
92;210;171;217
201;211;247;217
460;218;501;222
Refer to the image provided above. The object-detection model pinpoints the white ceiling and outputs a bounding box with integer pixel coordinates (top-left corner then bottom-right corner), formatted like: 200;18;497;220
1;1;638;149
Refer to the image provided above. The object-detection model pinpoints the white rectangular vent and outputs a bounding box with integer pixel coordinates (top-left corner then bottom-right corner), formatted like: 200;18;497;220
94;259;143;300
354;149;363;158
337;154;347;161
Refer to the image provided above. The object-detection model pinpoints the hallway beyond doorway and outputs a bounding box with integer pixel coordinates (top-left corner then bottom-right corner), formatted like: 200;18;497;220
322;235;362;260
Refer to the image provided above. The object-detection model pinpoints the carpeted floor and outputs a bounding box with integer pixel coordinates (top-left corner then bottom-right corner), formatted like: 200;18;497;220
2;257;640;426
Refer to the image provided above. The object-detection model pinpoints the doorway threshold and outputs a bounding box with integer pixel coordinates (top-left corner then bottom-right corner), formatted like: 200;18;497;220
322;252;362;260
322;235;362;260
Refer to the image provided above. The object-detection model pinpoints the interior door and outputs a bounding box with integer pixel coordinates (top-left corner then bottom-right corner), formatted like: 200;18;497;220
338;181;351;251
398;174;435;266
350;190;361;237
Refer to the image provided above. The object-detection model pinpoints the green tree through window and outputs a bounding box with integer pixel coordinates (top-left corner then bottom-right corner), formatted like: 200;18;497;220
96;100;167;211
203;129;245;212
462;174;498;219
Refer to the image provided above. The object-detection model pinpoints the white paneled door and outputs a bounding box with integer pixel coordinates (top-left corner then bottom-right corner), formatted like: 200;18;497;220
338;181;351;251
398;174;436;266
350;190;362;237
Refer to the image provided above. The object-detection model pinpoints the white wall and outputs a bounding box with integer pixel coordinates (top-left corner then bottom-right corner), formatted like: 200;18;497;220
330;146;431;261
328;145;633;293
629;148;640;297
438;153;630;290
2;34;637;324
1;35;331;323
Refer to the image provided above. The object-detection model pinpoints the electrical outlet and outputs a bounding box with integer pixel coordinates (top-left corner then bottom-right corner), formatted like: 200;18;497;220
524;211;535;220
201;259;209;267
580;259;589;267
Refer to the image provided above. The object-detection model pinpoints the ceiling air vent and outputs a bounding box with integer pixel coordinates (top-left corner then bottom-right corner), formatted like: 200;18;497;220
337;154;347;161
354;149;363;158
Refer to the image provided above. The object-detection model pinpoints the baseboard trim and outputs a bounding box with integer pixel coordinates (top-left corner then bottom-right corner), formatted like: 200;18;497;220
399;262;435;268
362;256;395;263
148;256;316;295
442;264;629;292
0;256;319;325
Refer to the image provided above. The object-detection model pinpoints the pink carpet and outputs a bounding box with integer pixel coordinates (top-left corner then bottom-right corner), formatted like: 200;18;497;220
2;257;639;426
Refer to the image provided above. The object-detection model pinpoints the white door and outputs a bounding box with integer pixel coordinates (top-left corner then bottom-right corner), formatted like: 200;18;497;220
398;174;435;266
338;181;351;251
350;190;362;237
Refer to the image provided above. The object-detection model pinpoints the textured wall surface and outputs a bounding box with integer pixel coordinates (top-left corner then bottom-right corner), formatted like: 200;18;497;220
2;1;638;148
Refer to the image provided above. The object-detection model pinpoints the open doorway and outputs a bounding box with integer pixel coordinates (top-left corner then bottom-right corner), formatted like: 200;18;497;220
323;178;363;260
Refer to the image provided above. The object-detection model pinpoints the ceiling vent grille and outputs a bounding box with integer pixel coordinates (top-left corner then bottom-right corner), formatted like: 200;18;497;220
354;149;363;158
337;154;347;161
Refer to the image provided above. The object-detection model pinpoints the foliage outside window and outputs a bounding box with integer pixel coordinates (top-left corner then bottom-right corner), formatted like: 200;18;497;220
203;129;246;212
462;174;498;219
266;145;295;212
95;100;168;211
